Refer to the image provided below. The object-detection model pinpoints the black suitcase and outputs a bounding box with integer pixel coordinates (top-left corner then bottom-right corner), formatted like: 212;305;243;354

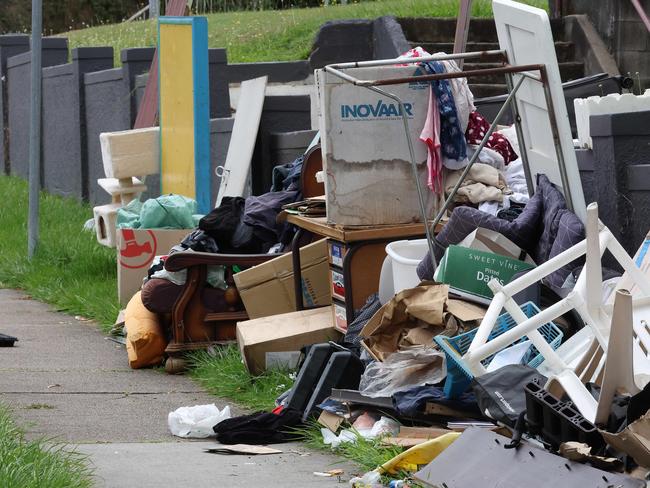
301;350;364;421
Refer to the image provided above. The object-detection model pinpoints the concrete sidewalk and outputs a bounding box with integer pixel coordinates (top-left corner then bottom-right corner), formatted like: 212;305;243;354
0;289;355;487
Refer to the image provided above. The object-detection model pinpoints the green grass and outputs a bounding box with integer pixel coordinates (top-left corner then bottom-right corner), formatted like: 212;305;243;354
301;421;404;473
0;404;94;488
65;0;548;65
189;345;295;410
0;176;119;331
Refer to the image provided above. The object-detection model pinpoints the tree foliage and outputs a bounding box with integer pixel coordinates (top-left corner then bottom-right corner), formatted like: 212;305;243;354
0;0;145;35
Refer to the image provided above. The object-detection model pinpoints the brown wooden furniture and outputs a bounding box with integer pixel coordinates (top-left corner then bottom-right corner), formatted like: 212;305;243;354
161;145;326;373
162;251;276;373
286;214;442;332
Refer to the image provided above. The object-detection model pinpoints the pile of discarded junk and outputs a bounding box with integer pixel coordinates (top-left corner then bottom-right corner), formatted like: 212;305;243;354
93;1;649;486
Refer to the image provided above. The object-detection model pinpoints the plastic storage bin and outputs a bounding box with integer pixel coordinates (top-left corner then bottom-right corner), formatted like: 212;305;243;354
384;239;429;295
434;302;563;398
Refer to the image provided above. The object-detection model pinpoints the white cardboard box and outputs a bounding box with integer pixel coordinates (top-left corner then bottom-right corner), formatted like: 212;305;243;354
316;66;440;226
116;228;190;306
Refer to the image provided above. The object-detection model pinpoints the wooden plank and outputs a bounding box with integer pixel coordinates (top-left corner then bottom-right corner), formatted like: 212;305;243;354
286;214;440;243
215;76;267;207
159;16;211;213
133;0;189;129
453;0;473;69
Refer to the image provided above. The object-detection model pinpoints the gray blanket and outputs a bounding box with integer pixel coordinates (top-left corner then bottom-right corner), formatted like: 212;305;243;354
417;174;585;288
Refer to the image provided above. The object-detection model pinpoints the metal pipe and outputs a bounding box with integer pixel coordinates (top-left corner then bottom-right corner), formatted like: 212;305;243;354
326;50;506;71
425;75;526;251
28;0;42;259
325;63;543;88
505;71;534;195
365;85;437;266
630;0;650;34
539;65;574;213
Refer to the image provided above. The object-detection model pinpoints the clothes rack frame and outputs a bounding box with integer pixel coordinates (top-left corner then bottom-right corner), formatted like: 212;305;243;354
323;51;569;271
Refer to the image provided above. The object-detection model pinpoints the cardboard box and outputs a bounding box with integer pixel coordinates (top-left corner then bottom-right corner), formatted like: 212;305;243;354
117;228;190;306
236;307;341;375
316;66;440;226
233;239;331;319
459;228;535;265
435;245;535;304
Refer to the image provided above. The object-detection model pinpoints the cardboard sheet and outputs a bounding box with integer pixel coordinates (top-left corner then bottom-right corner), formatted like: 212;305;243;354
360;285;485;361
360;285;449;361
600;411;650;468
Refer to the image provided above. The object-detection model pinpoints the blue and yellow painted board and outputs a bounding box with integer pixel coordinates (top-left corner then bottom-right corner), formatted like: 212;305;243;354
158;16;211;214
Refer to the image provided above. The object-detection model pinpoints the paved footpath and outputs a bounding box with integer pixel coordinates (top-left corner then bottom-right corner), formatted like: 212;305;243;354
0;289;355;487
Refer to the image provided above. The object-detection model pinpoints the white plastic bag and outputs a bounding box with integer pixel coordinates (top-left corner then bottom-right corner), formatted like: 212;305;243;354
168;404;231;438
359;347;446;398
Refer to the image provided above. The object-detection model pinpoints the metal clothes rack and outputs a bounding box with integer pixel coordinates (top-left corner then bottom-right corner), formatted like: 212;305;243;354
323;50;569;271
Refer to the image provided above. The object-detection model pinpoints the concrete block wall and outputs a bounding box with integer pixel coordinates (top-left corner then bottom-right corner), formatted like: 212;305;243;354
562;0;650;90
0;35;31;174
7;38;69;179
85;48;156;206
42;47;113;201
589;110;650;256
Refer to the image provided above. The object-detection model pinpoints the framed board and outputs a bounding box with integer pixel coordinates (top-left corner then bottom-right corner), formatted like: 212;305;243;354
493;0;587;222
215;76;267;208
158;16;211;214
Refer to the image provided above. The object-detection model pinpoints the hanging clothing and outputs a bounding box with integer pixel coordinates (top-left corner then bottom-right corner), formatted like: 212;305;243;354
465;111;519;165
437;55;475;133
419;87;443;193
419;61;468;163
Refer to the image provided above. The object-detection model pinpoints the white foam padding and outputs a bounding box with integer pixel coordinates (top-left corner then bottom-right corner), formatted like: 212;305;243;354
100;127;160;179
93;203;122;248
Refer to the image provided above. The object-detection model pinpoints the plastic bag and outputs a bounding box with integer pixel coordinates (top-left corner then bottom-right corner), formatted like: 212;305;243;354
140;194;197;229
321;417;400;448
349;470;382;488
168;404;231;438
359;347;446;398
116;198;143;229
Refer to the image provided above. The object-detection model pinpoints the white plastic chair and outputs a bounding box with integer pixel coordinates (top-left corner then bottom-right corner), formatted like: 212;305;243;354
464;203;650;423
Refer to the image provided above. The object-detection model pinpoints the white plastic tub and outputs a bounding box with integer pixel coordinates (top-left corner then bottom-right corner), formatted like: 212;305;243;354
384;239;429;295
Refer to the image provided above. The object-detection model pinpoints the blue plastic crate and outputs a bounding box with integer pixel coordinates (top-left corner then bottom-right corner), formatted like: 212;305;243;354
434;302;563;398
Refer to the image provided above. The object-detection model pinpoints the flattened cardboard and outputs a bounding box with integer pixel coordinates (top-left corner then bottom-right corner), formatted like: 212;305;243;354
318;410;344;433
236;307;341;375
233;239;331;319
600;411;650;468
205;444;282;455
117;228;191;306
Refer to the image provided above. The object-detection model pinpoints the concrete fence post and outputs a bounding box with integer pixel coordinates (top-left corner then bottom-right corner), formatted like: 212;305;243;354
7;37;69;180
120;47;156;126
0;35;30;175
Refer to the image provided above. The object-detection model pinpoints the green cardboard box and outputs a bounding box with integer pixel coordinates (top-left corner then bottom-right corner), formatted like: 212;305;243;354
434;245;536;303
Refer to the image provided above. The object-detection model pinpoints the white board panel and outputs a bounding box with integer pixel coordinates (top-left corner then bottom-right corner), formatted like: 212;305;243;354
215;76;268;207
493;0;586;222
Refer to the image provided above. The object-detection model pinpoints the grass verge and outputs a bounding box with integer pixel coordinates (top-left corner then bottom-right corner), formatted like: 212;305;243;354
189;345;295;411
301;421;404;473
65;0;547;65
0;176;119;331
0;403;94;488
0;175;401;473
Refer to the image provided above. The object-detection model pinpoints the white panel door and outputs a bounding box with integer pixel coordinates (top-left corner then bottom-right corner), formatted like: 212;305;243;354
493;0;586;222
